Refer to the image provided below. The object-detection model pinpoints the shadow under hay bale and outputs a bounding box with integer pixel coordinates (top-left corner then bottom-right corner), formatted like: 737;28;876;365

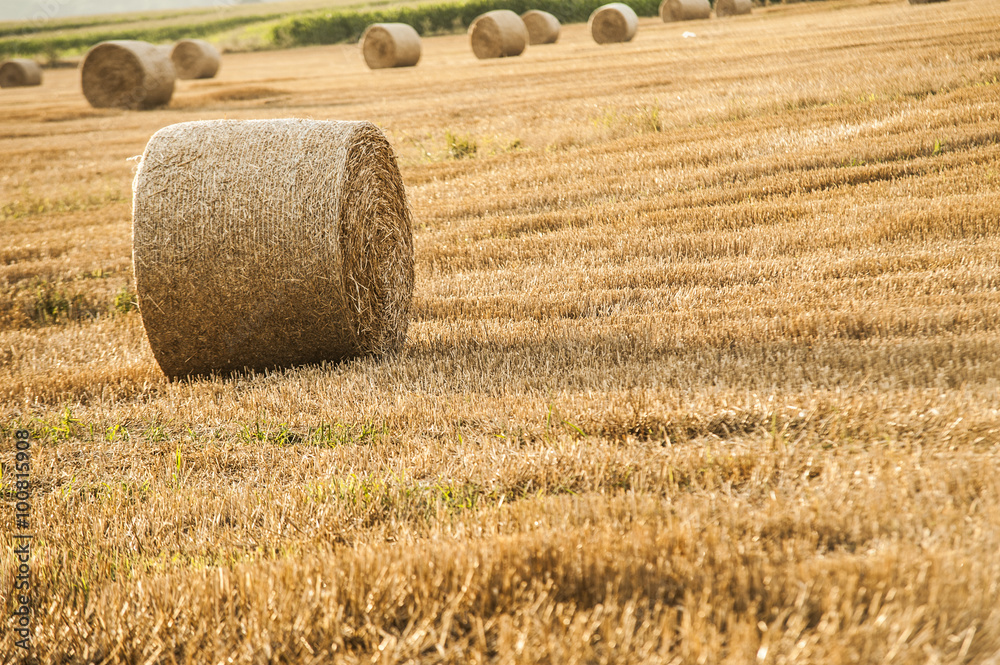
660;0;711;22
469;10;528;59
170;39;221;79
132;119;415;378
521;10;560;45
589;3;639;44
715;0;752;17
0;59;43;88
81;40;174;110
361;23;421;69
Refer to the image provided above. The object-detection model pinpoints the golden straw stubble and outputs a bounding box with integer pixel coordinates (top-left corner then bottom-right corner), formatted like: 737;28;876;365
0;59;42;87
469;10;528;59
131;119;415;378
589;3;639;44
361;23;422;69
80;40;174;109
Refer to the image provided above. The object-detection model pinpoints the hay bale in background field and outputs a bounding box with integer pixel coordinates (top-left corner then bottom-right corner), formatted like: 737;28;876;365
469;10;528;59
170;39;220;79
81;40;174;109
659;0;711;22
589;3;638;44
0;59;42;87
132;119;414;378
715;0;752;17
908;0;949;3
361;23;421;69
521;10;560;45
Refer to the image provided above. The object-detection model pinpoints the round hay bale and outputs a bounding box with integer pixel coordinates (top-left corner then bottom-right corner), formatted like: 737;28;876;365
81;40;174;110
0;59;42;88
521;10;560;45
715;0;752;17
469;10;528;59
908;0;949;3
132;119;415;378
361;23;421;69
659;0;710;22
589;3;638;45
170;39;220;79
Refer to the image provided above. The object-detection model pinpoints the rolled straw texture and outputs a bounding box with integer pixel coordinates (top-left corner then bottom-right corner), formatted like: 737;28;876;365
361;23;421;69
521;10;560;45
132;119;415;378
589;3;638;44
715;0;752;17
170;39;221;79
81;40;174;109
0;59;42;87
659;0;710;22
469;10;528;59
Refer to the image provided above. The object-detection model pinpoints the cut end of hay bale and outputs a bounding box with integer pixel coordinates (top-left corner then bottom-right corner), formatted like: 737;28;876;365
521;10;560;45
659;0;711;22
170;39;221;79
469;10;528;59
81;40;175;110
361;23;422;69
589;3;639;45
0;59;43;88
715;0;752;17
132;118;415;378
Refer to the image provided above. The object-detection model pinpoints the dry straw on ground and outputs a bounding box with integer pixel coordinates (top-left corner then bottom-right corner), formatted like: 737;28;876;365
131;118;414;378
170;39;221;79
80;40;174;109
521;10;561;45
589;3;639;44
360;23;421;69
0;58;42;87
715;0;753;17
469;10;528;59
659;0;711;21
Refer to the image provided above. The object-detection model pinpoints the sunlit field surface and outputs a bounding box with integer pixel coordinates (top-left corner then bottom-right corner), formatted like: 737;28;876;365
2;0;1000;661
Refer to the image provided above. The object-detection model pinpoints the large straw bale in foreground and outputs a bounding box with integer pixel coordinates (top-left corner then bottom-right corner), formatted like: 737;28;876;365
81;40;174;109
715;0;752;17
170;39;220;79
361;23;421;69
521;10;560;45
469;10;528;59
659;0;710;22
132;119;415;378
589;3;638;44
0;59;42;87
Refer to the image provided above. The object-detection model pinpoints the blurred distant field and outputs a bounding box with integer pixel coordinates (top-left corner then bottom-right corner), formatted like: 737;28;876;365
2;0;1000;661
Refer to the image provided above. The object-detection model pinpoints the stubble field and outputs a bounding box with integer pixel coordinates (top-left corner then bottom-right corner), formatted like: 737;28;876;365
2;0;1000;661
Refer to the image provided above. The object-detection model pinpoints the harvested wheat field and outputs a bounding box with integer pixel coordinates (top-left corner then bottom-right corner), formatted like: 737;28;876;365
2;0;1000;661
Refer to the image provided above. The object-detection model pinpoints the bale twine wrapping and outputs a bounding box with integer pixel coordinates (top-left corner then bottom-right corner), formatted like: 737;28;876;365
132;119;414;378
521;10;560;45
81;40;174;109
361;23;421;69
715;0;752;17
469;10;528;59
170;39;220;79
589;3;638;45
659;0;710;22
0;59;42;88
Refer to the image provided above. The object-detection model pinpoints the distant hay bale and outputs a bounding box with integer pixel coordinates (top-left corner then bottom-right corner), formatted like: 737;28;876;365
589;3;638;45
908;0;949;3
0;59;42;88
170;39;220;79
131;119;415;378
361;23;421;69
469;10;528;59
715;0;752;17
659;0;711;22
81;40;174;110
521;10;560;45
